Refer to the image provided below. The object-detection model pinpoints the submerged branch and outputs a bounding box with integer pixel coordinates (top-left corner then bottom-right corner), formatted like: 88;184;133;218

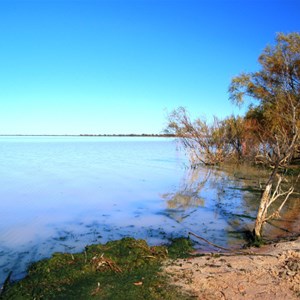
189;231;237;252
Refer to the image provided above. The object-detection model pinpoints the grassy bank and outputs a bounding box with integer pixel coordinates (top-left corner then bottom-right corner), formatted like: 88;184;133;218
1;237;194;300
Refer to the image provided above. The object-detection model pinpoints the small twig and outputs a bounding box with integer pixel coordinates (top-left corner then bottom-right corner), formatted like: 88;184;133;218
106;260;122;273
220;290;227;300
84;250;88;264
196;252;277;258
142;255;156;259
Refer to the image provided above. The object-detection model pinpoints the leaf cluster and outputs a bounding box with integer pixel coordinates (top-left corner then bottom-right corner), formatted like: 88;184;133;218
168;33;300;168
229;33;300;168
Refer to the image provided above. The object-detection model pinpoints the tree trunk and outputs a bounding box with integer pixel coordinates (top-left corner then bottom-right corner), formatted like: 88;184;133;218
253;167;278;239
253;182;272;238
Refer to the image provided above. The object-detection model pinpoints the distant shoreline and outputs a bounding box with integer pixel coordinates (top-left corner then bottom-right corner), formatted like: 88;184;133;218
0;134;176;137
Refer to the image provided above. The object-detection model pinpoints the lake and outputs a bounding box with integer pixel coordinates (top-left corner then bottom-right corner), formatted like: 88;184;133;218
0;136;298;285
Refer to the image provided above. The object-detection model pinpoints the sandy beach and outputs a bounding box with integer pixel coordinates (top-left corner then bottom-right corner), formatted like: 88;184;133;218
164;237;300;299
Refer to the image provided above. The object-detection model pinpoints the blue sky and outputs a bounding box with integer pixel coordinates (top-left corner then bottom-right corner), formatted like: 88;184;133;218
0;0;299;135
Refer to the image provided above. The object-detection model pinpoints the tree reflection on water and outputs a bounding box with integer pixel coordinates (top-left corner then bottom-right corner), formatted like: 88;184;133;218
161;167;216;223
161;163;300;247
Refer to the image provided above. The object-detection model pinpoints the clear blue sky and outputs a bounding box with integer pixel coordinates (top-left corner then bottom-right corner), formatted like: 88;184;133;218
0;0;299;135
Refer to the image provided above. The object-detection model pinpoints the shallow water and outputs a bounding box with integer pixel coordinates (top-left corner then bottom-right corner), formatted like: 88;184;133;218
0;136;298;284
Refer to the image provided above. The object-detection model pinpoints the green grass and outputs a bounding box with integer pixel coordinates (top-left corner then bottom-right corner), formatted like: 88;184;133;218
1;238;194;300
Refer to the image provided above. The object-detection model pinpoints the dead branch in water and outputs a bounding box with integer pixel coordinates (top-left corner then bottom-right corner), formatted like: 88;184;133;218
189;231;236;252
188;231;277;257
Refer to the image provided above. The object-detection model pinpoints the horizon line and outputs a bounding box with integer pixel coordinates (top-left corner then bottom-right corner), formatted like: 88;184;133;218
0;133;175;137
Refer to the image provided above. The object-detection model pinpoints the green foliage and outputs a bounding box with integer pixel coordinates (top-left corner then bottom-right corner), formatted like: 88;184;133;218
229;33;300;107
1;238;193;300
167;107;240;165
229;32;300;168
167;237;194;259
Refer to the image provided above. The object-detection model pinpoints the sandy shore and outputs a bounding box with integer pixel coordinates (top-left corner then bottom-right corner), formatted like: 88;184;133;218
164;238;300;299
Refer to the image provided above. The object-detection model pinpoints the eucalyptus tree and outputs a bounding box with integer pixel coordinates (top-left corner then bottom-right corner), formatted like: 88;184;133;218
229;32;300;239
167;107;233;166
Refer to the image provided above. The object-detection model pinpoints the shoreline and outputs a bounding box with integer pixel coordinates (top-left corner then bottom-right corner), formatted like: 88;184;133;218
1;236;300;299
164;237;300;299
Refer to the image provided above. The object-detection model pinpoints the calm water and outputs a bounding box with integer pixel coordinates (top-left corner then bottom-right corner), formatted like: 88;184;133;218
0;136;292;284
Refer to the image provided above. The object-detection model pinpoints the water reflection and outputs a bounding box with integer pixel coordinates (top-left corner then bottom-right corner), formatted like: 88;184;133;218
161;168;210;222
160;164;266;248
160;163;300;251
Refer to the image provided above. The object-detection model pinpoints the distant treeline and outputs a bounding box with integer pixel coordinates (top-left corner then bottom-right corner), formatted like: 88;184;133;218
0;134;176;137
79;133;176;137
